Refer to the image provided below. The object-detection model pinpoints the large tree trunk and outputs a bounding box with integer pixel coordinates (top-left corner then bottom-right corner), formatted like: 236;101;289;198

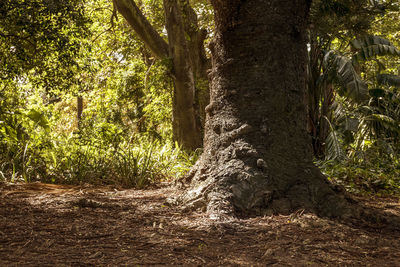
176;0;351;218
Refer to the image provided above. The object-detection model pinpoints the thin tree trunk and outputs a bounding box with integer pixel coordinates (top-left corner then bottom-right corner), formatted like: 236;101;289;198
77;96;83;129
176;0;351;218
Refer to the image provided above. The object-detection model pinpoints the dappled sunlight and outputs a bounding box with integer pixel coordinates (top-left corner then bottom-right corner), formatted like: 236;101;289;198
1;0;400;265
1;182;400;266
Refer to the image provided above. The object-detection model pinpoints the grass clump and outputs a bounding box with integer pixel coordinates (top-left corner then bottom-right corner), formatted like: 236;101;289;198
1;133;198;188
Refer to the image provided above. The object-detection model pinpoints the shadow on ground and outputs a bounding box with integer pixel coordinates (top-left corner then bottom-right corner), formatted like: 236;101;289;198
0;182;399;266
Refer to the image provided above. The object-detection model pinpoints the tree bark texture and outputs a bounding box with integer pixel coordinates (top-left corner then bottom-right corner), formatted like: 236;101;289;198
179;0;210;127
177;0;350;218
114;0;209;151
163;0;203;150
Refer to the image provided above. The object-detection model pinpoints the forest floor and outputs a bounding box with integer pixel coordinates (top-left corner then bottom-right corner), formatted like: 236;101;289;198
0;182;400;266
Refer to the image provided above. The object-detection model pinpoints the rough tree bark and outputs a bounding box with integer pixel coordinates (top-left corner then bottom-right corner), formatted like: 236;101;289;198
163;0;202;150
176;0;352;219
113;0;208;150
178;0;210;127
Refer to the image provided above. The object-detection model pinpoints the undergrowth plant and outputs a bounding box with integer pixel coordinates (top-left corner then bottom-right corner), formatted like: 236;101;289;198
47;136;197;187
318;155;400;196
1;125;197;187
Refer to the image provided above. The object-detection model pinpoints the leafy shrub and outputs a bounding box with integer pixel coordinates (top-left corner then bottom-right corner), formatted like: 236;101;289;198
318;154;400;196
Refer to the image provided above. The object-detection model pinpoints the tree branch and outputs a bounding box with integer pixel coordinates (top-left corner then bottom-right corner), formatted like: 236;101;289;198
113;0;169;59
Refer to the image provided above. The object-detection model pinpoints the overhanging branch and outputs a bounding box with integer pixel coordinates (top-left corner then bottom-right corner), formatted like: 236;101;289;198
113;0;169;59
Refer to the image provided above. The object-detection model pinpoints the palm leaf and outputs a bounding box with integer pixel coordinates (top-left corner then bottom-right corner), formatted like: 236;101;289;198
368;114;400;134
351;35;392;50
324;116;346;161
351;35;400;61
377;74;400;87
368;88;386;97
323;51;369;102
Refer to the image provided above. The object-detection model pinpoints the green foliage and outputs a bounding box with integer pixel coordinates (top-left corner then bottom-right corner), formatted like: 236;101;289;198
310;0;380;42
0;0;195;187
324;116;346;161
323;51;369;102
0;80;194;186
308;1;400;195
1;0;399;198
0;0;90;92
314;34;400;161
319;154;400;196
351;35;400;61
43;137;197;188
377;74;400;86
321;35;400;104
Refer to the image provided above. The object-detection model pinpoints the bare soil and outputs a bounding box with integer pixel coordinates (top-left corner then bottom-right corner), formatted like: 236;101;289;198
0;182;399;266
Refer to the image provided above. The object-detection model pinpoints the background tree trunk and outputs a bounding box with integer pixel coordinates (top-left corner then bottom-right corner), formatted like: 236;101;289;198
114;0;208;151
163;0;203;150
77;96;83;129
177;0;350;218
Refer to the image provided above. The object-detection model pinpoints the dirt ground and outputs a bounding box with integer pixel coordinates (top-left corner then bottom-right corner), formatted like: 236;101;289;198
0;182;399;266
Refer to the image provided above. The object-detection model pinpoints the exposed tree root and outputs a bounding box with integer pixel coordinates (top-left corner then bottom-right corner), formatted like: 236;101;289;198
172;157;400;229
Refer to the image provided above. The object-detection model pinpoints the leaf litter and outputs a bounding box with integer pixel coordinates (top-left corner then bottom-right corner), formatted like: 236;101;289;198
0;182;399;266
